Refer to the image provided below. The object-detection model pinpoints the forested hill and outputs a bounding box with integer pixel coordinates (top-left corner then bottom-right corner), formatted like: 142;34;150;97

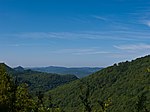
0;63;78;94
29;66;102;78
0;63;15;73
48;55;150;112
15;70;78;94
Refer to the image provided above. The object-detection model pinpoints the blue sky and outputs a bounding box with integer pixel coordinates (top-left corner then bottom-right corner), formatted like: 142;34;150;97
0;0;150;67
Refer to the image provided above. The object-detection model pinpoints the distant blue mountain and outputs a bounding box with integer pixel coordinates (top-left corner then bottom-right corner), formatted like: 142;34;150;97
29;66;103;78
14;66;24;72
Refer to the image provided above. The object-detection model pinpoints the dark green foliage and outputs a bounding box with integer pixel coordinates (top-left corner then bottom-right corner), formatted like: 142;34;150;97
15;70;78;94
0;64;64;112
14;84;35;112
98;98;112;112
79;84;92;112
1;55;150;112
135;94;149;112
0;64;16;112
0;64;35;112
0;64;78;94
47;55;150;112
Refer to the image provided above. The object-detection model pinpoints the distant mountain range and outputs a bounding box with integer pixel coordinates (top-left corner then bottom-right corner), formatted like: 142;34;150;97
28;66;102;78
14;66;24;72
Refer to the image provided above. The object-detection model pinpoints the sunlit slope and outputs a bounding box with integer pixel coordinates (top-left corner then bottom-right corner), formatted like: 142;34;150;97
48;55;150;112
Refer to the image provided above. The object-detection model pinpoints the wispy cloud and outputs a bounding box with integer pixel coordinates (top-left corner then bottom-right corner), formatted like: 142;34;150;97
2;30;150;41
50;48;111;55
73;51;110;55
0;43;55;47
92;15;108;21
143;20;150;27
114;43;150;51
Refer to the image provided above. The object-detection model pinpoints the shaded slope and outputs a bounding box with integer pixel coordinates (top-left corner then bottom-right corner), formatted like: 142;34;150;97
48;55;150;112
16;70;78;94
0;63;15;73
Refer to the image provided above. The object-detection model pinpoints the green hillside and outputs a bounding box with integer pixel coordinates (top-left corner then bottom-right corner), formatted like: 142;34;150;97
47;55;150;112
0;63;79;112
15;70;78;94
0;63;78;94
0;63;15;74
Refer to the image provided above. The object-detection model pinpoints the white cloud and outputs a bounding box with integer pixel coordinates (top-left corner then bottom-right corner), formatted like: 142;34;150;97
145;21;150;27
141;19;150;27
1;29;150;42
73;51;110;55
50;48;111;55
114;43;150;50
92;15;107;21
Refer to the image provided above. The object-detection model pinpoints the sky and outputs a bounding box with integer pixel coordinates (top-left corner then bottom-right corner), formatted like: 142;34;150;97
0;0;150;67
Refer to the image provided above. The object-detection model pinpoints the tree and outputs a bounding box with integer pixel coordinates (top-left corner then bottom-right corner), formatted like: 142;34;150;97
0;64;15;112
135;94;149;112
0;64;35;112
79;83;92;112
15;83;35;112
98;98;112;112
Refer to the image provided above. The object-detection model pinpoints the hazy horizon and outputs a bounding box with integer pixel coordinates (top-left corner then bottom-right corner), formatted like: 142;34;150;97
1;55;146;68
0;0;150;67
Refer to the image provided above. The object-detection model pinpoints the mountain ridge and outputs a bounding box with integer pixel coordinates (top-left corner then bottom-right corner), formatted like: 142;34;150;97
28;66;102;78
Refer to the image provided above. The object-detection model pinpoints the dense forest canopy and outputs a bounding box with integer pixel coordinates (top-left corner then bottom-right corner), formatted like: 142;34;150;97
48;55;150;112
0;64;65;112
0;55;150;112
0;63;78;94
